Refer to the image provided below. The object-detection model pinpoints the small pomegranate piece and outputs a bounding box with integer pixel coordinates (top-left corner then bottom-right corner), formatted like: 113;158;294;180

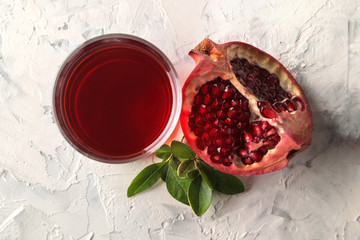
180;39;312;175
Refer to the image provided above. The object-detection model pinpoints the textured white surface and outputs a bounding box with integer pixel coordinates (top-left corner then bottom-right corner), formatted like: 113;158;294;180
1;0;360;239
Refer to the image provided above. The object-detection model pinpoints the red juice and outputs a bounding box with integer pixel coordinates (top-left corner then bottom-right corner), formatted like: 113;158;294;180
54;35;180;162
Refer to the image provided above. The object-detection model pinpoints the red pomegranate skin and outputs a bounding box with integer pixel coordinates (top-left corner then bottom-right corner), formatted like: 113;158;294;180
180;39;312;176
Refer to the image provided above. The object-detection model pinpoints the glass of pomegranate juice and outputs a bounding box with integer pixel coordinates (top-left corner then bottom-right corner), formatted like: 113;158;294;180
53;34;181;163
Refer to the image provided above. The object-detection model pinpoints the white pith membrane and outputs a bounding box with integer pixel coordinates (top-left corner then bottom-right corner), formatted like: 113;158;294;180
181;39;312;175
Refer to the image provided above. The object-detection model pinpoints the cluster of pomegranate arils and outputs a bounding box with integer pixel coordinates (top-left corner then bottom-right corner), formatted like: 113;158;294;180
180;39;312;176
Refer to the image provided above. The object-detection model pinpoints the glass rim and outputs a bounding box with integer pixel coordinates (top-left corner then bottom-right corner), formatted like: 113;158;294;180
53;34;181;164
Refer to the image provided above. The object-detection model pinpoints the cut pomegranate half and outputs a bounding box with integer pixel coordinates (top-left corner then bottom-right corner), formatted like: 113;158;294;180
180;39;312;176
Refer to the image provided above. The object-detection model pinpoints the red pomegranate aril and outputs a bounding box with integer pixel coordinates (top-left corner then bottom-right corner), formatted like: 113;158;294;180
200;84;210;94
206;112;217;123
237;121;250;130
276;94;285;101
263;139;276;149
222;158;232;166
211;154;222;164
249;150;263;162
203;123;212;132
252;124;263;137
203;94;214;105
222;101;232;109
260;106;277;119
201;132;210;142
199;104;209;114
267;74;279;84
196;139;205;150
211;99;221;110
243;131;253;142
260;121;270;130
237;147;248;158
194;95;203;105
207;145;217;155
238;112;250;121
227;107;240;119
224;137;234;146
220;147;230;155
225;118;235;126
259;146;268;155
194;128;204;137
293;97;305;111
213;137;223;147
272;102;286;112
209;127;219;135
195;116;206;127
221;126;232;135
216;110;227;120
212;83;225;97
242;157;254;165
222;86;235;100
284;99;297;112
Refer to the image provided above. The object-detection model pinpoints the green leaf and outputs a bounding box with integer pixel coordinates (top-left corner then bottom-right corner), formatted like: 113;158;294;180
155;144;172;160
161;162;168;182
177;159;196;178
197;160;216;190
213;170;245;195
186;169;199;180
188;177;212;216
166;157;191;205
127;162;167;197
171;141;195;161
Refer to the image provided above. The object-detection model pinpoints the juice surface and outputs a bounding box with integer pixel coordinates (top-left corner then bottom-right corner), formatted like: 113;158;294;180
63;45;173;158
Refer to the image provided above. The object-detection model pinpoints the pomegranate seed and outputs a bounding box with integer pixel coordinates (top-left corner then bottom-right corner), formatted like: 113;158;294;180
195;116;206;127
194;95;202;105
237;121;250;130
199;104;210;114
260;92;270;100
242;157;254;165
276;94;285;101
237;147;248;157
284;99;297;112
268;89;276;98
272;102;286;113
260;121;270;130
216;110;227;120
265;126;277;136
222;101;231;109
200;84;210;94
246;80;255;89
213;137;223;147
224;137;234;146
243;131;253;142
220;126;232;135
211;99;221;110
207;145;217;155
201;132;210;142
222;86;235;100
203;94;214;105
248;73;255;79
254;78;261;87
206;112;217;123
194;128;204;137
268;134;281;144
238;112;250;121
225;118;235;126
209;127;219;135
196;139;205;150
211;154;221;164
249;150;263;162
259;146;268;154
260;106;277;119
293;97;305;111
267;74;279;85
212;83;224;97
220;147;229;155
263;139;276;149
252;124;263;136
222;158;232;166
266;81;276;90
227;107;240;119
203;123;212;131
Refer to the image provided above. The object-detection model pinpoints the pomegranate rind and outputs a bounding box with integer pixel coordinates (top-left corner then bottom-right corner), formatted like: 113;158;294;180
181;39;312;176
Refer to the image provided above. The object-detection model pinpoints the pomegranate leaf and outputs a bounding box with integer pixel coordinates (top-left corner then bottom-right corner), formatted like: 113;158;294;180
155;144;172;160
171;141;196;161
160;163;168;182
186;169;199;180
197;160;216;190
188;176;212;216
177;159;196;178
213;170;244;195
127;161;167;197
166;157;191;205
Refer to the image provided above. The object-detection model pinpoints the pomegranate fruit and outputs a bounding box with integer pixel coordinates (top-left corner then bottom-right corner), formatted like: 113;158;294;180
180;39;312;176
